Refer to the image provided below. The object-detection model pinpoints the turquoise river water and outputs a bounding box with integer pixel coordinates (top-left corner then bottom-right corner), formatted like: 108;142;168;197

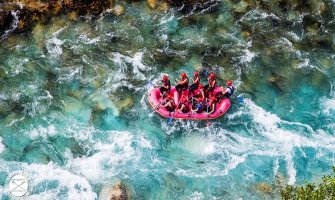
0;0;335;199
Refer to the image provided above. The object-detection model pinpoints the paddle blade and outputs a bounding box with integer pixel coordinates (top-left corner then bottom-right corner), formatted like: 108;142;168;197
147;81;154;89
167;117;173;125
237;95;244;103
201;69;209;78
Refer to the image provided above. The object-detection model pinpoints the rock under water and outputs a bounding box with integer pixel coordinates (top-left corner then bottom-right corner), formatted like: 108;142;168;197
99;182;131;200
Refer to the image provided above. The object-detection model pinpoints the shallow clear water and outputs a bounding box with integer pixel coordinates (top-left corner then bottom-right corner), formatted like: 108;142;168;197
0;1;335;199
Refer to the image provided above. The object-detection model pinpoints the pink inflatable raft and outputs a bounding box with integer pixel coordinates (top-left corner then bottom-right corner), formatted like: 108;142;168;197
148;87;230;120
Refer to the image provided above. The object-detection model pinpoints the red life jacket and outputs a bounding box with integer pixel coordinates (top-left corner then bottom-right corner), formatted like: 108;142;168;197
163;80;171;88
180;77;189;86
197;90;205;98
168;98;175;108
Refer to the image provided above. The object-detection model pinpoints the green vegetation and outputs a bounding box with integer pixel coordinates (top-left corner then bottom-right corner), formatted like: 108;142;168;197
280;167;335;200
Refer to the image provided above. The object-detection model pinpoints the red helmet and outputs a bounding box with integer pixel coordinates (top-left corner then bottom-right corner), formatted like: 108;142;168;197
162;75;168;81
181;72;187;78
193;71;199;76
198;84;204;89
209;72;215;79
226;80;232;86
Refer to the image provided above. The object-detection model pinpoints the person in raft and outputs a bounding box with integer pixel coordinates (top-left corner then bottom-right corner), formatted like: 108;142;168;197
176;94;189;113
161;94;175;112
188;71;200;96
204;72;216;97
175;72;189;97
190;84;205;100
206;95;217;115
160;75;171;98
191;97;204;114
216;80;235;102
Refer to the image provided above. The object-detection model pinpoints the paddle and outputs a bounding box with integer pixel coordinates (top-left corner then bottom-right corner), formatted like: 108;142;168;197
167;117;173;125
233;94;244;103
201;69;209;78
167;111;175;126
147;81;155;89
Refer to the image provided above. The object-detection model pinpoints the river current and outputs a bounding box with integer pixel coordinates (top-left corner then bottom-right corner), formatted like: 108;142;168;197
0;1;335;199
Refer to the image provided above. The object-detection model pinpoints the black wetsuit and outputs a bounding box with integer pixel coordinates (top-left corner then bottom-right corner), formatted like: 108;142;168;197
188;76;199;96
175;77;189;95
205;78;216;97
160;80;171;96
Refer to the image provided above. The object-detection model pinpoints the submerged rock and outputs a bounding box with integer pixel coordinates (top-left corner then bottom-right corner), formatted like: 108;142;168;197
163;172;185;191
147;0;157;9
114;5;125;16
0;101;10;116
113;96;134;113
158;1;169;12
266;72;285;93
255;182;274;195
275;173;286;188
63;97;92;122
99;182;131;200
232;1;249;13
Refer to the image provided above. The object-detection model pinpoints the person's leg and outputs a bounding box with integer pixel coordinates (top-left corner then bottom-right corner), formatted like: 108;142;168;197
223;93;230;98
160;87;166;98
181;85;188;96
215;92;223;103
188;84;196;96
175;84;182;92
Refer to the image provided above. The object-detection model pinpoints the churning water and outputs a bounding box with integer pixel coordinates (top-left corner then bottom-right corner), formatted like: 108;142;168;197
0;0;335;199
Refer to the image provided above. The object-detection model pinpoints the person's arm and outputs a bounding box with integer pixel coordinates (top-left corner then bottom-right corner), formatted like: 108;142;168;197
162;101;171;108
193;77;199;84
191;104;197;112
167;81;171;89
180;78;187;85
223;87;230;95
177;104;184;112
211;80;216;87
201;91;205;99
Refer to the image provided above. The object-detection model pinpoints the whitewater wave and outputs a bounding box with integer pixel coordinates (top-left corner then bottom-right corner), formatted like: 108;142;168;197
321;97;335;116
0;137;4;154
46;28;65;57
65;130;153;182
173;99;335;185
0;162;96;200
